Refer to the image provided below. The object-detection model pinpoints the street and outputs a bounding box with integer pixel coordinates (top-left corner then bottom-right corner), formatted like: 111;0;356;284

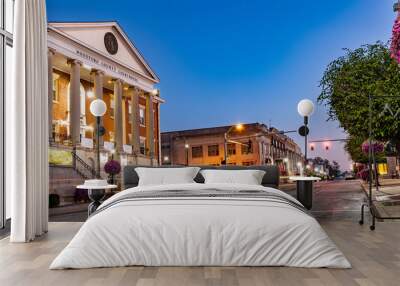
284;179;365;220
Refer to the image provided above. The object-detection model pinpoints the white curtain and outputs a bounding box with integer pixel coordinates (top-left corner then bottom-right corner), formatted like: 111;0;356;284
8;0;49;242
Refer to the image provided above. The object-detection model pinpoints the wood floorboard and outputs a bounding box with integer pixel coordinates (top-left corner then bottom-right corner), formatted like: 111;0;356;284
0;221;399;286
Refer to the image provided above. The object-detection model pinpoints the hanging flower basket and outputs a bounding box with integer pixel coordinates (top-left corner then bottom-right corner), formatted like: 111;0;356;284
104;160;121;185
390;13;400;63
104;160;121;175
361;140;384;154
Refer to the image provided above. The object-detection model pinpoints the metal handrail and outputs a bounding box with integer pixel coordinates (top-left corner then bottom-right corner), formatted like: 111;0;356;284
71;149;97;179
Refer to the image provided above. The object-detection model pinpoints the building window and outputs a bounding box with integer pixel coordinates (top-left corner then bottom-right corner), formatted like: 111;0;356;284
52;74;60;102
110;96;115;118
139;106;145;126
208;145;219;157
227;143;236;156
128;102;132;121
241;141;253;154
128;133;132;144
192;146;203;158
242;161;255;166
109;131;114;142
140;137;146;155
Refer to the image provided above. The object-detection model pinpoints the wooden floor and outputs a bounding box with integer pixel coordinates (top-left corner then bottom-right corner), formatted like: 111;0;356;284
1;221;400;286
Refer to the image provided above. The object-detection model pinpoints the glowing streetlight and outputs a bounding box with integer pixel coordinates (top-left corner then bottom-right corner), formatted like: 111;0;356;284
223;123;244;165
297;99;315;117
90;99;107;178
184;143;190;166
297;99;315;163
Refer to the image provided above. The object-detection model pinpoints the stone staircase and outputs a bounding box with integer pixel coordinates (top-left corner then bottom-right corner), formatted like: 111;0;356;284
49;165;87;205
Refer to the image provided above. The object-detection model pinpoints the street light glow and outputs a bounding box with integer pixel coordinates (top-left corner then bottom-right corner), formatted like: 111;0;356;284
184;143;189;149
235;123;244;131
86;90;95;99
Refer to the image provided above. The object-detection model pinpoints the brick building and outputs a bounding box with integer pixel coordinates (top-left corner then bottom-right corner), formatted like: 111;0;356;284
161;123;303;175
48;21;164;169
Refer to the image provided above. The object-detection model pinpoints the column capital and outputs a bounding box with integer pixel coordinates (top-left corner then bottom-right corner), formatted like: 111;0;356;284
111;78;123;84
90;69;104;76
128;85;141;92
67;58;82;66
48;48;56;56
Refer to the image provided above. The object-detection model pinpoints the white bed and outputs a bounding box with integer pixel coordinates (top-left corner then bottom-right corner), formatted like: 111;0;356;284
50;183;351;269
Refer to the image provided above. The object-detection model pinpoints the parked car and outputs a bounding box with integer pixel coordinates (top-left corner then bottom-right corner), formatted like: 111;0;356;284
344;172;356;180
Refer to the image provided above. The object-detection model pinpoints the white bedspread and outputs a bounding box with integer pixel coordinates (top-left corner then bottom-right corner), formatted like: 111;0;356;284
50;183;351;269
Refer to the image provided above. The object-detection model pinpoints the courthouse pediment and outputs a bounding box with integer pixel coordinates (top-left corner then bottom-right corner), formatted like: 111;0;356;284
48;22;159;82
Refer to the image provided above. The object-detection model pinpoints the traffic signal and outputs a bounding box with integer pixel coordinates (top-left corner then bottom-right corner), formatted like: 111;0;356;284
310;144;314;151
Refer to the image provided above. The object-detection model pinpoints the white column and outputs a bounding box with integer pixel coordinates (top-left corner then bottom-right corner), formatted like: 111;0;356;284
113;79;123;154
68;59;82;146
47;49;55;142
122;96;127;145
146;93;155;162
157;102;161;165
93;70;104;146
130;87;140;154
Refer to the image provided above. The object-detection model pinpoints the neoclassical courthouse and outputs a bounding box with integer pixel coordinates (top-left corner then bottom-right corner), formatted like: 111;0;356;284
47;22;163;170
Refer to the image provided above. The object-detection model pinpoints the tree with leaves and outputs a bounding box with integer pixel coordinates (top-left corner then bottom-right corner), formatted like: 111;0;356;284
318;42;400;161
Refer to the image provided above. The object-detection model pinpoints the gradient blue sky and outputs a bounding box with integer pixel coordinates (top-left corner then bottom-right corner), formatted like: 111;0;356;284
47;0;394;170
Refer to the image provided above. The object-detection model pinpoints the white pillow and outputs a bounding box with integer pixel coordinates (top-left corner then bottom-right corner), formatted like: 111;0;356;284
200;169;265;185
135;167;200;186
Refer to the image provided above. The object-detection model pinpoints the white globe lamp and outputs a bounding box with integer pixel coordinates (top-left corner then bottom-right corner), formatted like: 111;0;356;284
297;99;314;117
90;99;107;117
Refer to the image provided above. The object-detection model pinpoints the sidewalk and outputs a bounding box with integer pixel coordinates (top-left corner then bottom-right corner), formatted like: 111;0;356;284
360;178;400;219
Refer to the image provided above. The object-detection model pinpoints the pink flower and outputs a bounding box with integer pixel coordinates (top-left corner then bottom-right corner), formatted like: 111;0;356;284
361;140;384;154
390;14;400;63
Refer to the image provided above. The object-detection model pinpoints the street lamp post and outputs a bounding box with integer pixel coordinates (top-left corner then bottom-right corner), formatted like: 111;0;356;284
223;124;243;165
185;143;189;166
297;99;315;164
90;99;107;178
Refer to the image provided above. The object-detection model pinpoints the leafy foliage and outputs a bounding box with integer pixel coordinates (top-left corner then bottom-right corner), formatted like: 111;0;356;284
318;42;400;142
